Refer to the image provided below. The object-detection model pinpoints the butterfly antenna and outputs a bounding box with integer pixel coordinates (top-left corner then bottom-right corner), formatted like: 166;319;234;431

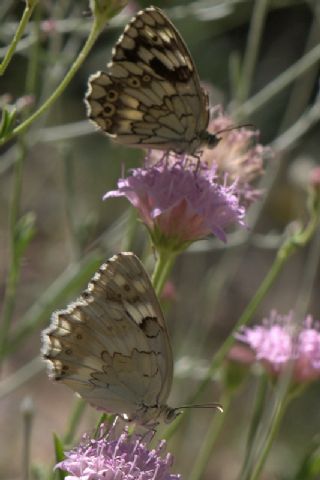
175;403;224;413
215;123;254;137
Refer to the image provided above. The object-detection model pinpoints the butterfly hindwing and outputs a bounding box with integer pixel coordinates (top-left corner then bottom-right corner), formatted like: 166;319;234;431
85;6;211;154
41;252;173;425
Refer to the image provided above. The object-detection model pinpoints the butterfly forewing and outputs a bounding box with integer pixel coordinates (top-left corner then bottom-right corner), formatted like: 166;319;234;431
41;252;173;425
85;6;213;154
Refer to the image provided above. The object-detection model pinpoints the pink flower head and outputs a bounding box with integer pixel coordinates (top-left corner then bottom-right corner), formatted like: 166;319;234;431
310;166;320;190
236;310;320;383
104;156;245;249
56;425;181;480
201;108;270;203
41;19;57;33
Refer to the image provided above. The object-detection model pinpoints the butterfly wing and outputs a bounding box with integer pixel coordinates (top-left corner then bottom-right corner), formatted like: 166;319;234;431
41;252;173;424
85;6;210;154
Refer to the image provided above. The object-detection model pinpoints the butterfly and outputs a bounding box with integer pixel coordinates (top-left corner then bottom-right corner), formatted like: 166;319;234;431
41;252;179;428
85;6;219;155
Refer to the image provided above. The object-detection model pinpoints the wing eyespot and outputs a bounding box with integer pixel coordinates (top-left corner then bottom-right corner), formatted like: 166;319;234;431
104;103;116;117
127;77;141;88
107;89;119;101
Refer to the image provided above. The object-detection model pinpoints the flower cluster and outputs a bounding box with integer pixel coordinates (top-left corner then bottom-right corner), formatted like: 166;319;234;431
236;310;320;383
104;109;267;250
56;425;181;480
199;108;269;203
105;158;245;249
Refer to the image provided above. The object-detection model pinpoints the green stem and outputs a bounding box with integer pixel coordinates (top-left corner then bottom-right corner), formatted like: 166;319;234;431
63;398;86;445
239;375;269;480
0;14;104;146
234;43;320;119
189;393;231;480
63;150;82;261
21;397;34;480
279;12;320;132
25;3;41;97
0;144;25;364
152;250;176;296
0;1;39;76
294;226;320;317
238;0;269;102
247;394;290;480
165;211;319;440
0;357;43;399
5;253;103;357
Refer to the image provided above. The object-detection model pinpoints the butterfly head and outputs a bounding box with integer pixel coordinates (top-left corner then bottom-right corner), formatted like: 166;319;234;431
161;405;182;424
200;131;221;150
135;404;180;429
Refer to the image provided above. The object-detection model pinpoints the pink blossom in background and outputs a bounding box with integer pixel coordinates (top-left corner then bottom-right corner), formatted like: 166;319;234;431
236;310;320;383
201;108;270;203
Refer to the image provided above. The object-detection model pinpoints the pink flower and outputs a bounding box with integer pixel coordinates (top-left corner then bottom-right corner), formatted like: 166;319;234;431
104;157;245;249
310;166;320;189
56;424;181;480
236;310;320;383
201;108;270;203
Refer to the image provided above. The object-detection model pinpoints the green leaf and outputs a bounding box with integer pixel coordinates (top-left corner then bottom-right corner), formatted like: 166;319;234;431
14;212;36;262
0;106;17;140
293;436;320;480
53;433;66;480
89;0;128;27
94;413;115;438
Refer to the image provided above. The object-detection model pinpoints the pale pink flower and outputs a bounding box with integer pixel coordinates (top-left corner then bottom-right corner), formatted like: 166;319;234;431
56;425;181;480
104;157;245;249
201;108;270;203
236;310;320;383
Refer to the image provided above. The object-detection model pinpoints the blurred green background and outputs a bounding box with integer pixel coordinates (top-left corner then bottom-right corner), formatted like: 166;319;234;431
1;1;320;479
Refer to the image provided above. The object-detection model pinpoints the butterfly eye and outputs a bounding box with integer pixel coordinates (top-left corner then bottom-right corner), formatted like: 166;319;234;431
107;90;118;102
127;77;141;88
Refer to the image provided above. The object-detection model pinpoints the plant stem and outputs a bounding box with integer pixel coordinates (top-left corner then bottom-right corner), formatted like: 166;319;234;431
238;0;269;102
152;250;176;296
0;0;39;76
234;43;320;119
0;144;25;364
21;397;34;480
0;357;43;399
238;375;269;480
189;393;231;480
247;394;290;480
5;253;103;357
0;14;104;145
279;8;320;132
63;399;86;445
165;210;319;440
